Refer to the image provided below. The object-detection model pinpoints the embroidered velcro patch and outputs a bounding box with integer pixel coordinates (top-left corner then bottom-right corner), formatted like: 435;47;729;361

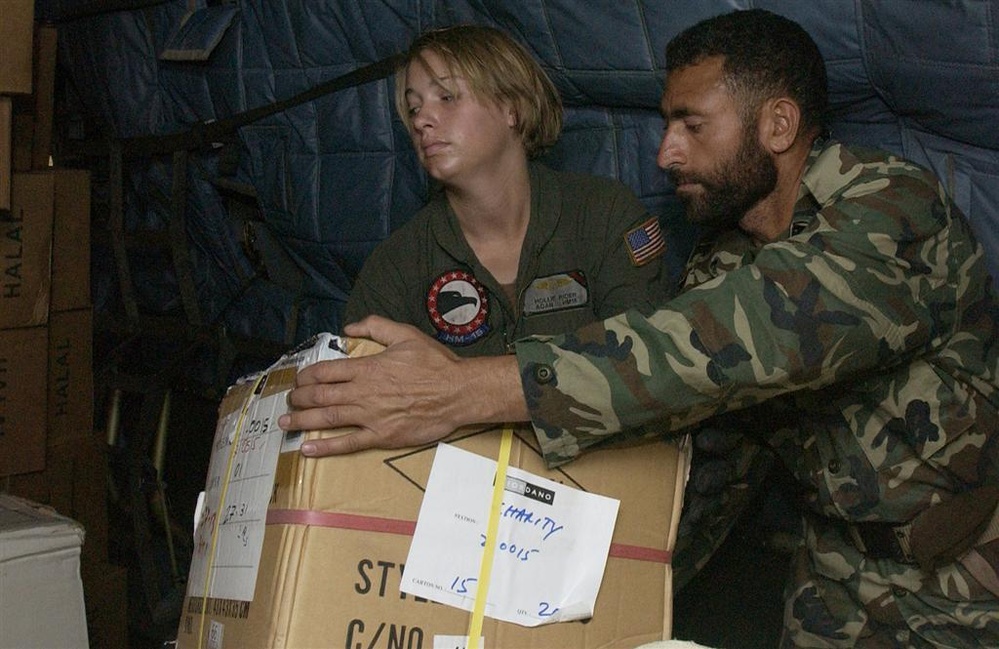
625;217;665;266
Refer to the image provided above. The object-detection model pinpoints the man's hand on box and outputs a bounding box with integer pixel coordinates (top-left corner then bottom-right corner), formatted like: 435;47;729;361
278;315;526;457
278;316;461;455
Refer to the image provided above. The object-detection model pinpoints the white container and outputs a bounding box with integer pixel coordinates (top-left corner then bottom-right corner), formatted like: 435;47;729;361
0;494;89;649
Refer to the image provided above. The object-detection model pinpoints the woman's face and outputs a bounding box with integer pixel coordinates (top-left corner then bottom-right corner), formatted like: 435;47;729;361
402;50;521;185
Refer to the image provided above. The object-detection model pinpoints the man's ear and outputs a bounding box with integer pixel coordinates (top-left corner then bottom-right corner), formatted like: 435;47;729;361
760;98;800;154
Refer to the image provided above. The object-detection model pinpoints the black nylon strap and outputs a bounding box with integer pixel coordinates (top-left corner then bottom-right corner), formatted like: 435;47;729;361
121;53;405;159
45;0;173;24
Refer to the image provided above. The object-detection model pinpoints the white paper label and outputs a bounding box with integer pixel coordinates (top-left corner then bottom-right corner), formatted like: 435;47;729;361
402;444;619;627
186;333;348;602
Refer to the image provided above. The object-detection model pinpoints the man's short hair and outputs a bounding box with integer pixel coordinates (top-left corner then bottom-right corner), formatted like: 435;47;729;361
394;24;563;158
666;9;829;136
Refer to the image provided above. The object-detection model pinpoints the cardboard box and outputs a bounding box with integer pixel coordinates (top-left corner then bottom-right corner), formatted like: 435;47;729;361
0;0;34;95
47;307;94;443
47;434;108;567
1;172;54;328
4;434;110;564
0;170;90;322
10;23;58;172
29;25;58;170
0;98;10;214
82;561;129;649
10;112;33;173
51;170;92;311
0;493;89;649
176;336;688;648
0;326;48;477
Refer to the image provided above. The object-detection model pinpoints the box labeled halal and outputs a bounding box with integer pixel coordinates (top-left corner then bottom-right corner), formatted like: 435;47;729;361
1;172;54;328
176;333;688;649
0;325;47;477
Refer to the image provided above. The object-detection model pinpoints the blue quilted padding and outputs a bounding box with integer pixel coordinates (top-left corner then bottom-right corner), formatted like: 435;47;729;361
47;0;999;380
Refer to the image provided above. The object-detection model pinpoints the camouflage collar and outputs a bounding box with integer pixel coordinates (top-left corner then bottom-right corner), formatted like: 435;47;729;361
788;137;845;237
798;137;852;207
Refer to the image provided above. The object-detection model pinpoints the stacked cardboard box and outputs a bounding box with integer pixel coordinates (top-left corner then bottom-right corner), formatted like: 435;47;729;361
0;172;96;473
2;0;52;210
0;3;126;647
0;0;34;215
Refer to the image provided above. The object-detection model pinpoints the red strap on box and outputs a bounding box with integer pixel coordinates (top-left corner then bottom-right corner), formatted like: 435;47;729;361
266;508;671;564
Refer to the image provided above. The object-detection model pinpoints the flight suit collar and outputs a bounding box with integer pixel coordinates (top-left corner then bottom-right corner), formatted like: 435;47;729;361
427;161;563;272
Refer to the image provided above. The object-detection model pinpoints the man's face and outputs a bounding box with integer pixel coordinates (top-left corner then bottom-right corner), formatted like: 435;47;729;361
658;57;777;229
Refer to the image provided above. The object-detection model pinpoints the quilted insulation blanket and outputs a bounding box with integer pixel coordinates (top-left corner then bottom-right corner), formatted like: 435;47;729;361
46;0;999;385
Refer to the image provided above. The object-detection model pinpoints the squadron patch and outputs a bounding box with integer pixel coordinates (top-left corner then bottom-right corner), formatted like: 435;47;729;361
426;270;489;346
522;271;589;315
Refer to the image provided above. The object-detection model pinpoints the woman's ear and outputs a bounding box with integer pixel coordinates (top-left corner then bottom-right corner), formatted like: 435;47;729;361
506;102;518;129
760;97;800;154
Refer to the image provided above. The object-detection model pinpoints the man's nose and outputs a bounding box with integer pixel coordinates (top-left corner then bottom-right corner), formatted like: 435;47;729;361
657;129;682;170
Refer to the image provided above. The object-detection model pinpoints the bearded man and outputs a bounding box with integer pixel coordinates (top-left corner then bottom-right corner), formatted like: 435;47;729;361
284;10;999;647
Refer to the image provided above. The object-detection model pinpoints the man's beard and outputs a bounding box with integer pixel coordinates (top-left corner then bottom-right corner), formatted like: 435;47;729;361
669;128;777;230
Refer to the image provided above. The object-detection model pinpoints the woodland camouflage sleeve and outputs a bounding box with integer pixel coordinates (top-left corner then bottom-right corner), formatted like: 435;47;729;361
516;145;979;467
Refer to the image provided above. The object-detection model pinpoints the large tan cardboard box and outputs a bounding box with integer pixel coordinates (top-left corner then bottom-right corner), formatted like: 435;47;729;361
176;336;688;649
0;0;34;95
50;170;92;311
0;326;47;477
0;493;89;649
1;172;54;328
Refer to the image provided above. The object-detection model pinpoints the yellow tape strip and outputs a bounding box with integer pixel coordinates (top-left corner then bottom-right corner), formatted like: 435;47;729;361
466;425;514;649
197;373;265;648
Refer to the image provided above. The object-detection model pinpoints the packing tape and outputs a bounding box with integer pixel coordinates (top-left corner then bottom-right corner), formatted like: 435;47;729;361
467;425;514;649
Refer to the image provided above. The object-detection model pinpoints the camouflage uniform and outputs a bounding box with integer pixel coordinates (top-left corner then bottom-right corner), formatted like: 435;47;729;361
669;232;781;591
670;414;777;591
514;139;999;647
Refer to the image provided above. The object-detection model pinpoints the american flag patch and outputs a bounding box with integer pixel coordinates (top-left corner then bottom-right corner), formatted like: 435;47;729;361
624;217;665;266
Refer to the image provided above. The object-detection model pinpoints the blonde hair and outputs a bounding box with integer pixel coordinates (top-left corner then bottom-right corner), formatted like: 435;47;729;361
394;24;563;158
